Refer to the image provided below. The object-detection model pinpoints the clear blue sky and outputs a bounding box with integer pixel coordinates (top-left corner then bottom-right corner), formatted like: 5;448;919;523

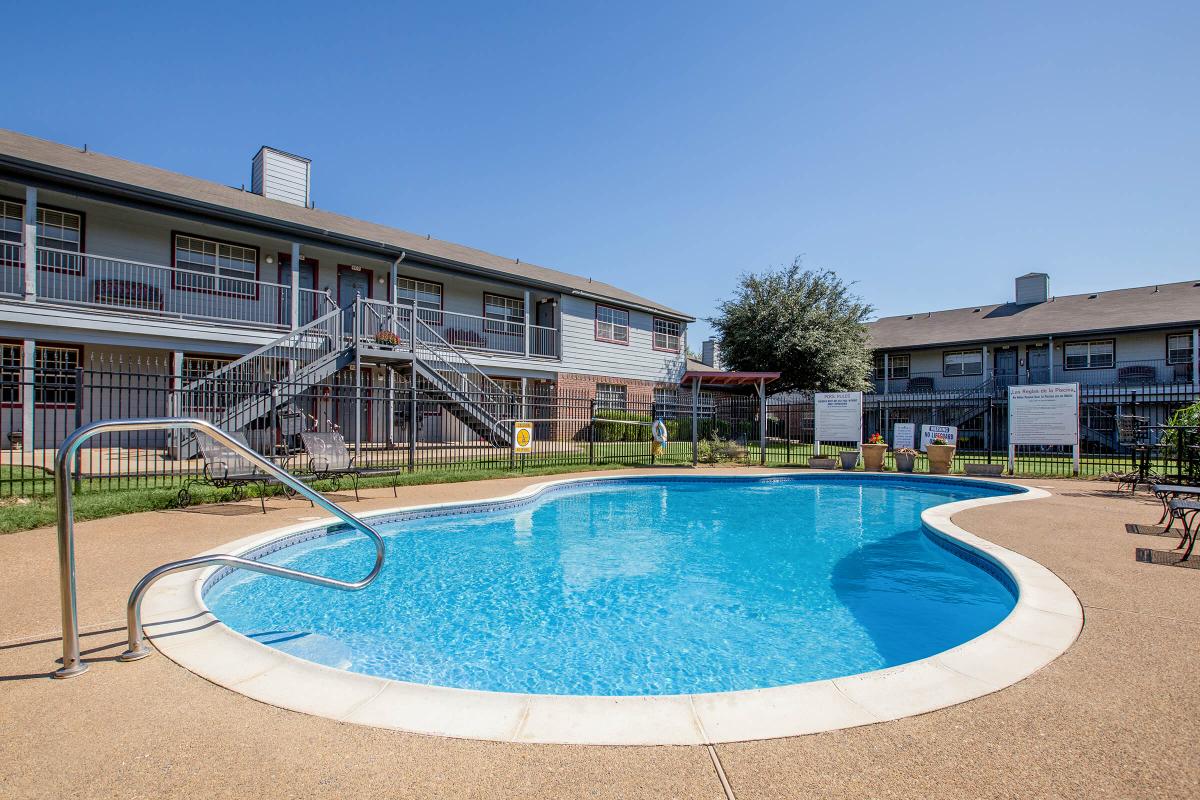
8;2;1198;342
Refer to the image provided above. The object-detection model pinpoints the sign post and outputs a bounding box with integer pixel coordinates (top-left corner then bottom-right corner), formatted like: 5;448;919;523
1008;383;1080;475
513;421;533;454
814;392;863;456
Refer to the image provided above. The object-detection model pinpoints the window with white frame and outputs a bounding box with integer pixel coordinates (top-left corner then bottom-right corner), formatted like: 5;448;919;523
595;305;630;344
596;383;627;410
942;349;983;377
1064;340;1115;370
181;355;233;383
1167;334;1194;365
0;202;84;273
483;293;524;335
873;353;910;380
653;386;680;417
0;343;21;405
653;317;682;352
396;277;442;310
173;234;257;297
34;346;79;406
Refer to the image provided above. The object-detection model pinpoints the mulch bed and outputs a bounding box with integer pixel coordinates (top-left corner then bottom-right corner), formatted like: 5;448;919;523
1135;547;1200;570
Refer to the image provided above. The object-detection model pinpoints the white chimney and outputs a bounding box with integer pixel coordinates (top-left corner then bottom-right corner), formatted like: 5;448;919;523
701;338;722;370
1015;272;1049;305
251;146;311;207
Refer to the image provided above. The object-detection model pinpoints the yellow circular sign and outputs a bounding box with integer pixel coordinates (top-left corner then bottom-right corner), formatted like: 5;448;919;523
516;428;531;446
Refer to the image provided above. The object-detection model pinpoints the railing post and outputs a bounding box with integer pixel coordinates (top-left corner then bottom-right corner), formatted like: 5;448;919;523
509;420;517;470
23;186;36;302
73;368;84;493
691;378;699;466
408;366;417;472
523;289;531;358
588;399;596;465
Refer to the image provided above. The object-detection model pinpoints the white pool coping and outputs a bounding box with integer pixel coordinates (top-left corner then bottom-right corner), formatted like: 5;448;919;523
141;472;1082;746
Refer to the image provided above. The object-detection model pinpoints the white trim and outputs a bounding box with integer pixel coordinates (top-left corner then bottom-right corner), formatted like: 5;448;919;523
141;473;1080;746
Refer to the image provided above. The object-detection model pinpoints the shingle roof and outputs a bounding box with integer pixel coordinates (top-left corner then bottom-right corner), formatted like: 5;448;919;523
868;280;1200;350
0;129;693;320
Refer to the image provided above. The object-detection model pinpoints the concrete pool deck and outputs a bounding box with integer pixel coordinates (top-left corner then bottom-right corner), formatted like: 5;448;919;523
2;468;1198;798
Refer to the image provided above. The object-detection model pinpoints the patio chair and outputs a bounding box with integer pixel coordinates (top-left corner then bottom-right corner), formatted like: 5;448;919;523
1151;485;1200;532
300;430;396;501
906;376;935;393
178;431;274;512
1117;366;1156;386
1166;499;1200;561
1115;415;1156;493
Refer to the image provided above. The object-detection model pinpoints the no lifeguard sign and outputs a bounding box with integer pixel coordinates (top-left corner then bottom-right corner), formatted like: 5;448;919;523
513;421;534;453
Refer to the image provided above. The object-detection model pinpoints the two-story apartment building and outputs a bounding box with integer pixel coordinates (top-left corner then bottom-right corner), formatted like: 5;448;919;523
0;129;692;450
867;272;1200;450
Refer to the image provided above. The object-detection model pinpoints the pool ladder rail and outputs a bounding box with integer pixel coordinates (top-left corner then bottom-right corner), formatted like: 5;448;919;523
52;417;386;679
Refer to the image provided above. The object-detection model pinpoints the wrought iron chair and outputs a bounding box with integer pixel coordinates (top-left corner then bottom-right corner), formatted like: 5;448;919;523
299;430;397;501
178;431;275;512
1115;415;1157;493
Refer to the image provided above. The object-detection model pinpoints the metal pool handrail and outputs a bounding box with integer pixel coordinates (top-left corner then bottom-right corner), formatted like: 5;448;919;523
52;417;386;678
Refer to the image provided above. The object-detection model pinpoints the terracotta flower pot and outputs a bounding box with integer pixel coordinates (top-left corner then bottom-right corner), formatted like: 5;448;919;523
925;444;956;475
861;443;888;471
894;451;916;473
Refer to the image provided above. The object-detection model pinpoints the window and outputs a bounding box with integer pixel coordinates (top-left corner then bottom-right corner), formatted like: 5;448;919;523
181;355;233;383
491;377;522;395
34;346;79;406
943;349;983;377
1064;340;1115;370
0;343;20;405
652;317;682;352
1167;334;1194;365
595;305;630;344
653;387;679;417
396;277;443;310
0;201;84;272
596;383;627;410
173;233;258;298
873;353;910;380
483;293;524;335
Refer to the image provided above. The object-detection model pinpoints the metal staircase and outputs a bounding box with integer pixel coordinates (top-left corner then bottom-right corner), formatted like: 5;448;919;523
178;298;517;453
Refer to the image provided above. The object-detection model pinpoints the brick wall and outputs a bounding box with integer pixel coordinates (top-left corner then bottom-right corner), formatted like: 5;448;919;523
553;372;680;440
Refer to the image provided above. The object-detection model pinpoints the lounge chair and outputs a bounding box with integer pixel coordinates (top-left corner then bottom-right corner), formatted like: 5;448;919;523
178;431;274;512
300;430;396;501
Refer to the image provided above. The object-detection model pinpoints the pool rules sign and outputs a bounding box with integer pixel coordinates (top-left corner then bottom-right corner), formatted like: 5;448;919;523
513;422;534;453
1008;383;1080;475
814;391;863;455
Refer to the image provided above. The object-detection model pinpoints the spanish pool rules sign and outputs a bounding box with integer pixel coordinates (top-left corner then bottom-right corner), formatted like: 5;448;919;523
513;421;534;453
1008;383;1080;474
814;391;863;455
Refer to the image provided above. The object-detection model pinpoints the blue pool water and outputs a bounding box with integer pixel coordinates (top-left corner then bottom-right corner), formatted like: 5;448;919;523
205;476;1020;696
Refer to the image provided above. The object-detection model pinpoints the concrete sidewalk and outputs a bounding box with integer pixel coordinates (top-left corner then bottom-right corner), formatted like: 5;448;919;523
2;470;1197;799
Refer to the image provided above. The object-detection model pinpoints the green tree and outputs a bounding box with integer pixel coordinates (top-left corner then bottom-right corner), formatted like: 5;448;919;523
711;259;874;393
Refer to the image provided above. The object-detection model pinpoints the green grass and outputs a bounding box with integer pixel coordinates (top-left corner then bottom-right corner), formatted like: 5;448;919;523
0;460;635;535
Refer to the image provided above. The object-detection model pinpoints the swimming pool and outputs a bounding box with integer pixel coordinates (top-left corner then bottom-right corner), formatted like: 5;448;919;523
205;475;1021;696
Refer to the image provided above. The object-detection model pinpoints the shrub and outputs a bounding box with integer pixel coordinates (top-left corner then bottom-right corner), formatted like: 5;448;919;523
593;409;652;442
696;436;748;464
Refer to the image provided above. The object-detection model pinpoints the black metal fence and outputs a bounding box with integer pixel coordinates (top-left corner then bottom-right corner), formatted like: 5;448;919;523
0;358;1196;499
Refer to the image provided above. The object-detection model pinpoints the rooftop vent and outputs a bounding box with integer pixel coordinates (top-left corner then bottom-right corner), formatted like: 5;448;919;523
251;146;311;207
1015;272;1049;305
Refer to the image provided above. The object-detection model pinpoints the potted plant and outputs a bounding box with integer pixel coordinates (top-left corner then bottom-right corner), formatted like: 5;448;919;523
925;436;956;475
861;433;888;471
373;330;400;348
894;448;917;473
839;450;860;470
7;430;22;450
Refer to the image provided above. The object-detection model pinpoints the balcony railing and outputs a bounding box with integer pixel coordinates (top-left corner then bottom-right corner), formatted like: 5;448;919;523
358;299;560;360
872;358;1197;395
9;246;328;330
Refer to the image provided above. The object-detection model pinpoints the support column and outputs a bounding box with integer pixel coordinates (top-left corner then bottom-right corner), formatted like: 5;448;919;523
882;352;889;395
1047;335;1054;382
520;376;528;420
23;187;37;302
1192;328;1199;392
408;362;417;471
289;243;300;329
353;295;362;458
691;377;700;466
21;339;35;453
386;366;396;447
523;289;531;358
167;351;184;457
758;377;767;465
